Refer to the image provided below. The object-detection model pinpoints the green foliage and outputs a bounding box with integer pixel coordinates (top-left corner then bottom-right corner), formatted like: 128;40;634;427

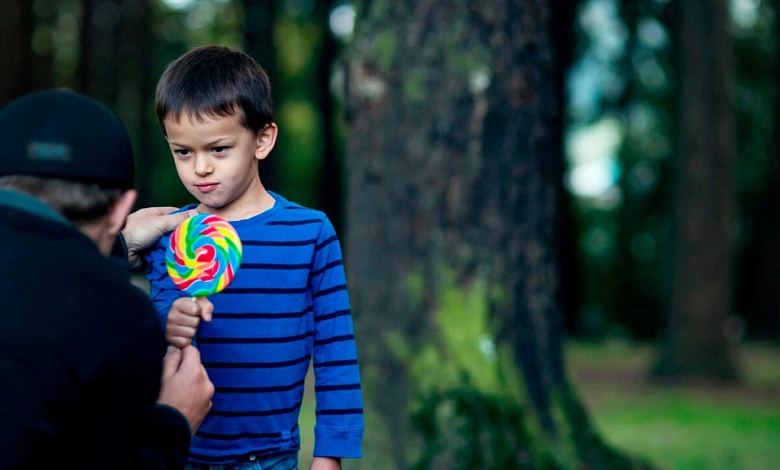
410;375;537;470
376;31;399;73
399;267;657;469
396;270;506;394
397;271;542;467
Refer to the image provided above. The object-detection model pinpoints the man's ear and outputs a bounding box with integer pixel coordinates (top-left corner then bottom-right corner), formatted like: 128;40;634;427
107;189;138;236
254;123;278;161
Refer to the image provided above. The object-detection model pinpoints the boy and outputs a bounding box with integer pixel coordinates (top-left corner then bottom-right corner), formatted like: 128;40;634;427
144;46;364;470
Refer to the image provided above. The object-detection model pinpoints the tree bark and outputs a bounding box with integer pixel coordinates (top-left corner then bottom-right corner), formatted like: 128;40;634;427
732;0;780;340
344;0;652;468
655;0;739;381
0;0;34;105
242;0;278;192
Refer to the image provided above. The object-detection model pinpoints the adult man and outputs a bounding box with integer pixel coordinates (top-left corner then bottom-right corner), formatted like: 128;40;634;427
0;89;213;469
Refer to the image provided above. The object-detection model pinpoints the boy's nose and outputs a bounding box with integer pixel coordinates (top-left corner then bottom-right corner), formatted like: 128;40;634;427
194;155;213;176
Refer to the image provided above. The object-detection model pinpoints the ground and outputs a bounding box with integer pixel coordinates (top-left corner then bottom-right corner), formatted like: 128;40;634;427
566;340;780;470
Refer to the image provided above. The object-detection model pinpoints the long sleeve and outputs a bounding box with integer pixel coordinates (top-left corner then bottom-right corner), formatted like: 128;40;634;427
310;217;364;457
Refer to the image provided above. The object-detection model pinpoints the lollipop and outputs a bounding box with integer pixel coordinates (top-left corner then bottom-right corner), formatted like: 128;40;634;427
166;213;243;296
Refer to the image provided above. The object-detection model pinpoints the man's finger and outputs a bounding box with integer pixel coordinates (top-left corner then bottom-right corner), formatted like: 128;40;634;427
139;206;180;217
161;346;182;380
168;209;199;226
179;345;202;367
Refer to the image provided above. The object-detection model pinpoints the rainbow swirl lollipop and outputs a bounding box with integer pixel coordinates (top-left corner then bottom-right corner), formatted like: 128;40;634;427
166;213;242;296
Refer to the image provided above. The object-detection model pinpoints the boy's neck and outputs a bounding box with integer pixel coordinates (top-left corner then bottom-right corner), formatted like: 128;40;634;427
197;185;276;221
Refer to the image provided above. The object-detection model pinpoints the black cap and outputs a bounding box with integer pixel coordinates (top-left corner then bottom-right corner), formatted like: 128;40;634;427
0;89;134;190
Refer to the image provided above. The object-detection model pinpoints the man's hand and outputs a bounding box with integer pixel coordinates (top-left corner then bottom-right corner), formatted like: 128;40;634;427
122;206;198;269
157;345;214;433
310;457;341;470
166;297;213;348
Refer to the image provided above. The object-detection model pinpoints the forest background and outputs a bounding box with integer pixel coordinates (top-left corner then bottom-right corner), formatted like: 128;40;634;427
2;0;779;469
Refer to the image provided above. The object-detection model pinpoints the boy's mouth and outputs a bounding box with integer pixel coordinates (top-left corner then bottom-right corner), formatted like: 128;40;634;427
195;182;218;193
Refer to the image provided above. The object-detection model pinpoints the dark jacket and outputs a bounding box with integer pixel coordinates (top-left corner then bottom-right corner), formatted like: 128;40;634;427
0;192;191;469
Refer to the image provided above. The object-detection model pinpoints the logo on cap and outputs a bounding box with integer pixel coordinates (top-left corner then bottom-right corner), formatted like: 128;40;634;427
27;141;72;163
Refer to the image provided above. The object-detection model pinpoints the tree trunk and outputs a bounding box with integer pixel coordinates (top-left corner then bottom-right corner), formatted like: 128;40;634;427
344;1;652;468
0;0;33;106
242;0;278;192
118;0;154;207
315;0;345;233
655;0;739;381
733;0;780;340
77;0;153;206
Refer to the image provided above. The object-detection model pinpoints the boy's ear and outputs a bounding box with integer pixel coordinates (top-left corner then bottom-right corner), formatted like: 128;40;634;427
254;123;278;161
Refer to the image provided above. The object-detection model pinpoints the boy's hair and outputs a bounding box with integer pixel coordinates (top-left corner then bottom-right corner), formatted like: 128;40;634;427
155;45;274;135
0;175;122;224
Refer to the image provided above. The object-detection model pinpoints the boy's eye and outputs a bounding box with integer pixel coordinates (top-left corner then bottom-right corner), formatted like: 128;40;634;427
174;149;192;157
213;146;228;154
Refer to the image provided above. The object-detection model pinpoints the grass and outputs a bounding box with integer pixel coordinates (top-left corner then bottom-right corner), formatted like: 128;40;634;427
566;340;780;470
297;341;780;469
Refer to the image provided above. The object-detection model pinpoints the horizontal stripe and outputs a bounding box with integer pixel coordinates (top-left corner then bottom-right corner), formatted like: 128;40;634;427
196;429;284;440
312;284;347;299
198;332;312;344
314;235;337;251
242;239;316;247
209;404;299;417
268;218;321;226
314;359;359;368
311;259;343;277
213;309;310;320
315;383;362;392
315;334;355;346
223;286;307;294
204;355;310;369
241;262;311;270
217;378;306;394
316;408;364;416
316;309;351;322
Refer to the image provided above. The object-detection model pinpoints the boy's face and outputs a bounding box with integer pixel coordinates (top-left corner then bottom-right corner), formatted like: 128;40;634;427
163;111;276;219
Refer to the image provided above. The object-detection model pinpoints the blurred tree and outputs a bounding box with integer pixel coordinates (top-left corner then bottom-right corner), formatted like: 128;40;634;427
0;0;58;105
314;0;345;232
734;0;780;340
654;0;740;381
0;0;34;105
611;0;674;340
564;0;675;341
264;2;327;211
78;0;154;206
344;0;651;469
241;0;278;192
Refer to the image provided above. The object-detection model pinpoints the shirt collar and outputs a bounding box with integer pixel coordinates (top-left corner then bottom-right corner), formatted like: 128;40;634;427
0;188;71;225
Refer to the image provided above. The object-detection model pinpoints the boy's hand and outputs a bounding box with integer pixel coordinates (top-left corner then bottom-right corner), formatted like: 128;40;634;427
166;296;213;348
309;457;341;470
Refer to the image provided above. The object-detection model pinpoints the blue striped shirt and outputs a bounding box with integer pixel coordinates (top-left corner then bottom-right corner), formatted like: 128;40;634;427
144;193;364;464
